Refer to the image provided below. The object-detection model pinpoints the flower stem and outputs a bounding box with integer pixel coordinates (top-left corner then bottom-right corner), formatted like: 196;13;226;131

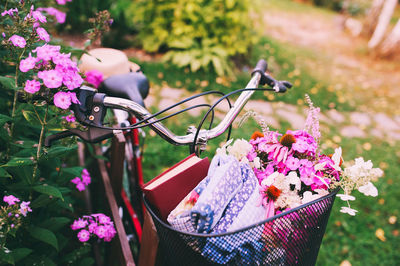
32;104;48;182
10;48;26;138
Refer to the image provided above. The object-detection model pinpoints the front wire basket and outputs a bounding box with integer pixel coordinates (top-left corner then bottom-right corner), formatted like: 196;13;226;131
144;188;339;266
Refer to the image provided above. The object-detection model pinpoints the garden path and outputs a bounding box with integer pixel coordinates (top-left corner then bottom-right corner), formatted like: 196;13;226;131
144;86;400;142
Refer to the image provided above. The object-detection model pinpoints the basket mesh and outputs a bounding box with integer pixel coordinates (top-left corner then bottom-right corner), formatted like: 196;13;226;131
144;189;338;266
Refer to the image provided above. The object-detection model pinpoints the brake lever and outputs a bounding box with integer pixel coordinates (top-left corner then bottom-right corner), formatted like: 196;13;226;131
44;127;115;147
265;74;292;93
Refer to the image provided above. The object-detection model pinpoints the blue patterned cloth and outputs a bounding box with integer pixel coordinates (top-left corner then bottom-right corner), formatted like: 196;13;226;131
168;154;269;264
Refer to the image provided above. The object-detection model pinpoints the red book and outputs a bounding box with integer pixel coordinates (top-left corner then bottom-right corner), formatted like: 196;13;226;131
142;154;210;221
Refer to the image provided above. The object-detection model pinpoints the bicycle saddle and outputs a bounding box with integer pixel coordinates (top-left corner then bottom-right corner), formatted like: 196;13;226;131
99;72;150;107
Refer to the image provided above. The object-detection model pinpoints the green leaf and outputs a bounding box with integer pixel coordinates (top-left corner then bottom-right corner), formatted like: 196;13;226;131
1;157;34;168
41;256;57;266
0;76;15;90
61;167;83;177
0;168;12;178
41;217;71;232
0;249;14;264
79;257;95;266
11;248;32;262
22;110;41;125
0;114;12;127
33;184;64;200
44;145;77;158
31;194;52;208
29;226;59;251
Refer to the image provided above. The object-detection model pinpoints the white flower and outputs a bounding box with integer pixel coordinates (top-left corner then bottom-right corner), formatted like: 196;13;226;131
227;139;252;161
302;191;319;204
216;139;233;155
337;194;356;201
340;206;358;216
261;171;279;187
314;161;327;171
331;147;342;171
358;182;378;197
354;157;372;170
253;157;261;169
314;189;329;197
286;171;301;190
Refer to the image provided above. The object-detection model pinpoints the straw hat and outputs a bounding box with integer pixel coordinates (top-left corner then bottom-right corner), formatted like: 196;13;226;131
79;48;140;79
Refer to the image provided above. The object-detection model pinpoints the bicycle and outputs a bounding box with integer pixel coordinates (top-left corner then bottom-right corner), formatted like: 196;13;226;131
43;59;340;266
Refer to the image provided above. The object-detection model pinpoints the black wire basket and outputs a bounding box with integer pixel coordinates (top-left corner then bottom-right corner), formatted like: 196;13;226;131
144;188;338;266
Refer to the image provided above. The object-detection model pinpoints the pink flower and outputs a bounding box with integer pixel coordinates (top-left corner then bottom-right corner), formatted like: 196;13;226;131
38;70;63;88
97;214;111;225
68;92;80;104
76;182;85;192
71;218;88;230
3;195;20;205
63;71;83;90
104;225;117;242
77;229;90;242
53;91;72;109
53;53;74;67
24;80;41;94
56;0;72;5
82;169;89;176
84;70;104;88
70;176;81;185
32;11;47;23
9;35;26;48
88;222;98;233
1;8;18;17
36;27;50;42
63;113;76;122
81;174;91;186
37;7;66;24
94;225;107;239
285;156;300;171
33;44;61;61
19;54;37;72
19;201;32;216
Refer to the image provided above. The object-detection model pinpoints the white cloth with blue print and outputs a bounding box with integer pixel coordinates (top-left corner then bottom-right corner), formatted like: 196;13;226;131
168;154;268;264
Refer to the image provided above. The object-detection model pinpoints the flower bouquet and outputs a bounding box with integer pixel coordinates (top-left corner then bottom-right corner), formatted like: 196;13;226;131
220;96;383;218
145;96;384;265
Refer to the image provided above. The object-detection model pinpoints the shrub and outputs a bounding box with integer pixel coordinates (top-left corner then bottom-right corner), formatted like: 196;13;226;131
127;0;258;76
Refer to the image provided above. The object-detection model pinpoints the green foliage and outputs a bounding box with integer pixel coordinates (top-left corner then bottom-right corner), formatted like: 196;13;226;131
127;0;258;76
0;1;96;264
62;0;134;48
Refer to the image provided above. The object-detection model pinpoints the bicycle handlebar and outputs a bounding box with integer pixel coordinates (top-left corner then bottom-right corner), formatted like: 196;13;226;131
102;71;263;146
44;59;292;147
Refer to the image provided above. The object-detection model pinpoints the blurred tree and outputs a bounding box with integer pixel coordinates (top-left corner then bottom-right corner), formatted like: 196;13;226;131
378;18;400;56
368;0;397;50
361;0;384;38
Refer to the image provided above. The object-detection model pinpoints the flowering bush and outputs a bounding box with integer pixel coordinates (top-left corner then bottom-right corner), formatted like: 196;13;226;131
70;168;92;191
1;195;32;244
70;213;117;242
0;1;114;264
218;96;383;217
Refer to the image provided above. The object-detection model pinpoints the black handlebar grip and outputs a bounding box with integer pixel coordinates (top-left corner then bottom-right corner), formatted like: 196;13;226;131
251;59;268;76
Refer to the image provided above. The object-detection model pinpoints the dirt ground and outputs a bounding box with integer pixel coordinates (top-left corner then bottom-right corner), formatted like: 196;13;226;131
262;8;400;115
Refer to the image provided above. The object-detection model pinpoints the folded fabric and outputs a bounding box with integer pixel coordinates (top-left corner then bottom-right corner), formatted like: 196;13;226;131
167;154;268;264
190;154;245;233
